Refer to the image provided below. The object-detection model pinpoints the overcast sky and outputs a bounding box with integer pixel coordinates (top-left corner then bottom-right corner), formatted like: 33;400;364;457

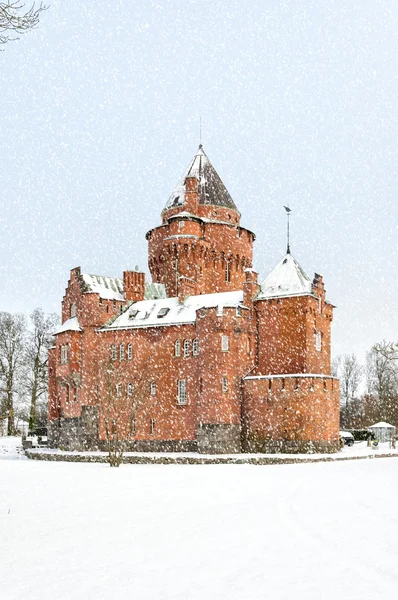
1;0;397;361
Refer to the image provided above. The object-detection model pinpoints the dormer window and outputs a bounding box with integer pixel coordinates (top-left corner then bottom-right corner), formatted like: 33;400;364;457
157;307;170;318
129;309;139;320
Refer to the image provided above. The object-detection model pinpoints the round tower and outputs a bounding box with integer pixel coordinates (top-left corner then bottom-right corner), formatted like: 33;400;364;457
146;145;255;298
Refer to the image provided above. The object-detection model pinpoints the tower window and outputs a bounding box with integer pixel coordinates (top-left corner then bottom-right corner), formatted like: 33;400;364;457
295;378;299;391
127;343;133;360
177;379;187;405
323;378;327;392
315;331;322;352
150;419;155;435
222;377;228;393
225;261;230;283
131;419;136;436
120;344;125;361
174;340;181;357
193;338;199;356
281;378;285;391
221;335;229;352
111;344;116;361
127;383;133;396
236;305;242;317
150;381;157;396
183;339;191;358
116;383;122;397
70;303;76;318
60;345;68;364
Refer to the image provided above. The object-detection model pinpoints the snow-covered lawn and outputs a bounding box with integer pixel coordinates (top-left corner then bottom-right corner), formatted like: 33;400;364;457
1;440;398;600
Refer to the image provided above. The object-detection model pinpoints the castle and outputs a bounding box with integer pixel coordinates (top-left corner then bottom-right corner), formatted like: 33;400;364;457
48;146;340;454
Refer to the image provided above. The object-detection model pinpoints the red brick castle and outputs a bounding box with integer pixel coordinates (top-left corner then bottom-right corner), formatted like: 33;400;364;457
48;146;340;453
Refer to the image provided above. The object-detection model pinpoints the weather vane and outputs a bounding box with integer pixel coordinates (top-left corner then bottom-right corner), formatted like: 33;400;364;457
283;205;291;254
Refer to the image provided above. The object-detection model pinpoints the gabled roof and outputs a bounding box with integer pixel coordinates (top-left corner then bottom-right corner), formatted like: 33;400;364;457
164;145;238;212
257;253;312;300
103;290;243;331
54;316;83;335
81;274;166;302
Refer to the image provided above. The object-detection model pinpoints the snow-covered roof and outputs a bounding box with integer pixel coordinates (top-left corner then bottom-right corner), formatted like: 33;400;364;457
82;274;124;301
103;290;243;330
257;253;312;300
164;145;238;212
54;316;83;335
368;422;396;429
81;274;166;302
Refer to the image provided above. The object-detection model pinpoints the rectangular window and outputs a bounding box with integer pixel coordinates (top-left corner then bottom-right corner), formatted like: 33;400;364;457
150;418;155;435
177;379;187;405
120;344;125;361
236;305;242;317
61;345;68;364
127;383;133;396
111;344;117;361
116;383;122;397
175;340;181;357
150;381;157;396
127;343;133;360
222;377;228;393
131;419;136;436
221;335;229;352
281;378;285;391
192;338;199;356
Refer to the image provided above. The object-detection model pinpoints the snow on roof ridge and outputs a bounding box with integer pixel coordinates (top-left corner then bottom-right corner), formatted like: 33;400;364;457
257;253;312;300
368;422;396;428
54;316;83;335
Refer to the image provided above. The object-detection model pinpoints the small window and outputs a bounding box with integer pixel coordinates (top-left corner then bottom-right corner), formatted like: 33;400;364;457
177;379;187;405
268;379;272;392
225;261;230;283
127;343;133;360
295;378;299;391
315;331;322;352
113;301;117;310
127;383;133;396
310;377;315;392
70;303;76;318
183;339;191;358
60;345;68;364
111;344;116;361
193;338;199;356
175;340;181;357
236;305;242;317
222;377;228;393
157;307;170;318
281;378;285;391
323;378;327;392
131;419;136;436
150;381;157;396
99;298;103;307
150;418;155;435
129;309;139;320
120;344;125;361
116;383;122;397
221;335;229;352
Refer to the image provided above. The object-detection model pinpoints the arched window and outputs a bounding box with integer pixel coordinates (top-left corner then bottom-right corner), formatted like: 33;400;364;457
70;303;76;318
116;383;122;397
127;383;133;396
150;381;157;396
315;331;322;352
111;344;116;361
183;339;191;358
222;377;228;393
225;261;230;283
221;335;229;352
174;340;181;357
120;344;125;361
192;338;199;356
127;343;133;360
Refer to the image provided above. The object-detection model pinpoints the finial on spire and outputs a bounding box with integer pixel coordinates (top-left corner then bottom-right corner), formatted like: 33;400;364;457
283;205;292;254
199;116;202;149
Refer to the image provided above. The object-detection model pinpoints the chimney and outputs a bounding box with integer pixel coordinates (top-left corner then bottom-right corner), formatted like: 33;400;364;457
312;273;325;310
123;270;146;302
243;268;259;311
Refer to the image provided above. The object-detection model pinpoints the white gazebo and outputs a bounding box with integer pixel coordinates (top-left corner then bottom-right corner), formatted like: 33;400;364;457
368;422;396;443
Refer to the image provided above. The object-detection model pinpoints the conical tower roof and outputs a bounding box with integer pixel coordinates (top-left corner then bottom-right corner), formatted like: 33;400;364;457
257;253;312;299
164;145;238;212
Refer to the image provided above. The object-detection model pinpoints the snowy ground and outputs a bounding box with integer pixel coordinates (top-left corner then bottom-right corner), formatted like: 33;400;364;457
1;438;398;599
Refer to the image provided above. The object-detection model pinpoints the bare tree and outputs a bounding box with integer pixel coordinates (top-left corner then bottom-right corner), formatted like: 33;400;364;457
23;308;59;430
0;312;27;435
366;341;398;424
98;348;157;467
333;353;363;407
0;1;47;47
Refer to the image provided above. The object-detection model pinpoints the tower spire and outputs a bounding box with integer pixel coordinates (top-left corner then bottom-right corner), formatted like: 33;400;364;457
283;205;291;254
